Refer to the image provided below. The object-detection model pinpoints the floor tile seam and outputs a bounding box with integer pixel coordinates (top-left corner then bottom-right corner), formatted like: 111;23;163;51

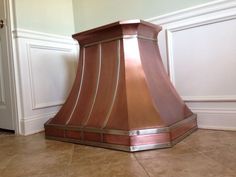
183;139;236;151
194;146;234;154
181;140;212;154
64;144;75;177
133;149;203;161
133;153;151;177
0;154;18;175
177;141;205;154
197;150;236;174
186;145;204;154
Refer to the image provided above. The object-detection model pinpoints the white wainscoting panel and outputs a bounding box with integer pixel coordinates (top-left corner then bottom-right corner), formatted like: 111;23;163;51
14;29;78;135
27;42;76;110
171;18;236;101
148;0;236;130
13;1;236;134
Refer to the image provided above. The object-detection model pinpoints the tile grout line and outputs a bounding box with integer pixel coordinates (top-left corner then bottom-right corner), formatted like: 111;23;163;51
0;154;17;175
197;149;236;174
64;144;75;177
182;133;236;174
133;153;151;177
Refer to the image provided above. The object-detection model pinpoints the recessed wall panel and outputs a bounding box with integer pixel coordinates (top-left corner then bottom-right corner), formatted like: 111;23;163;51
171;19;236;100
29;44;76;109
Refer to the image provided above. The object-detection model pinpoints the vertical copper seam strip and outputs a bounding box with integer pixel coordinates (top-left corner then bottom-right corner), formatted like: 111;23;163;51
65;48;86;125
82;43;102;126
165;31;171;76
101;40;121;128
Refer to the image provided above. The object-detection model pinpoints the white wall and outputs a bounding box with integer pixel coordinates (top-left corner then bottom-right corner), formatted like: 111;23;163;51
13;0;236;135
13;30;78;135
73;0;214;32
14;0;75;35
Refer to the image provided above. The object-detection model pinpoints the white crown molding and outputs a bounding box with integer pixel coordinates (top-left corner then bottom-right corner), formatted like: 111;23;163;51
146;0;236;25
13;28;78;45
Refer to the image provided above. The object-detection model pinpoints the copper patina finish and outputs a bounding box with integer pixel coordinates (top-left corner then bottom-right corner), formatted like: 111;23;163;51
44;20;197;152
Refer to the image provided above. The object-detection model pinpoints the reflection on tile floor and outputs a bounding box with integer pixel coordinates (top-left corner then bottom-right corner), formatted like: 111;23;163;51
0;129;235;177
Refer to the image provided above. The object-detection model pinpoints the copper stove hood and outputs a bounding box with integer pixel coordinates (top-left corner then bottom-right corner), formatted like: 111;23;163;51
44;20;197;152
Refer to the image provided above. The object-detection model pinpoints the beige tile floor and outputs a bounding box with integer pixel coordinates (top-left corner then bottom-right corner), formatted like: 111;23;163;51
0;129;235;177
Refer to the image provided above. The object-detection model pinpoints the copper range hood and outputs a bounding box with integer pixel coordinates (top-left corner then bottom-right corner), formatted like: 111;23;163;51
44;20;197;152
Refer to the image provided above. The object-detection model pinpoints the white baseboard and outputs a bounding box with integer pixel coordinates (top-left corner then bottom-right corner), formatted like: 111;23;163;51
20;112;56;135
194;109;236;131
199;126;236;131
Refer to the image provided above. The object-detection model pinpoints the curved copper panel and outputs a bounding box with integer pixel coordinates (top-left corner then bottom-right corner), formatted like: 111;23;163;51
138;39;192;125
104;40;129;130
49;49;84;125
123;37;164;130
45;20;197;152
85;40;120;128
67;45;100;126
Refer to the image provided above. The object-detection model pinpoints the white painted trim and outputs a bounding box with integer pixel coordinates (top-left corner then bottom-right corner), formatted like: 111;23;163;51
192;108;236;131
147;0;236;25
167;17;236;102
13;28;77;45
5;0;79;135
20;112;56;135
3;0;20;133
25;42;75;110
13;28;78;135
199;126;236;131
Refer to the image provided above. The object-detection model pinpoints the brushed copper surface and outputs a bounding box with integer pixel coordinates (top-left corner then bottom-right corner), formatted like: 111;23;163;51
129;133;170;146
170;119;197;140
66;130;81;140
86;41;120;128
45;20;197;152
103;134;130;146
